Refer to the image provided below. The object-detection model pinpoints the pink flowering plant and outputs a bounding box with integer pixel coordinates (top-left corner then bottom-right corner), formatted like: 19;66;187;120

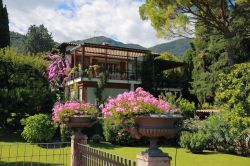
101;87;177;118
52;101;96;124
47;53;71;89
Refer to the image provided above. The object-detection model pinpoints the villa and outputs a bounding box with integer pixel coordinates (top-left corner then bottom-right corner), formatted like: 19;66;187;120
57;42;185;104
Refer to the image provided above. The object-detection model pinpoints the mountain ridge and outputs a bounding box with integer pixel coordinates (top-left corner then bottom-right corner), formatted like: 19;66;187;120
70;36;190;56
10;32;190;56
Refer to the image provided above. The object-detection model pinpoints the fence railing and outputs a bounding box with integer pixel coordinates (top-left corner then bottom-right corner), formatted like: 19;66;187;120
78;143;136;166
0;142;71;166
69;70;141;82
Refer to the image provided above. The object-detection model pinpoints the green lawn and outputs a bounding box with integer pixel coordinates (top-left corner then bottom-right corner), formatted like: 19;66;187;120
0;131;249;166
0;131;71;165
91;142;250;166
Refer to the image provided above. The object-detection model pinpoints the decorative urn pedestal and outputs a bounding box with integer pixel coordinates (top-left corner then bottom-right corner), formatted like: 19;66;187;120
67;115;96;166
124;114;183;166
67;115;96;128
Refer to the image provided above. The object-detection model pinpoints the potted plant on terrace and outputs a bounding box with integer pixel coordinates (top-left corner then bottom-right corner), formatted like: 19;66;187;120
52;101;96;132
101;87;183;157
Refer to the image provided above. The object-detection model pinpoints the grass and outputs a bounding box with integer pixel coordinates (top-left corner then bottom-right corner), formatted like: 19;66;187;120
0;131;249;166
90;142;250;166
0;131;71;166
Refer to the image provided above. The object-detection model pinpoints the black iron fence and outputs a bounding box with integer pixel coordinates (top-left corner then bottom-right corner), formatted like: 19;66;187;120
0;142;71;166
78;144;136;166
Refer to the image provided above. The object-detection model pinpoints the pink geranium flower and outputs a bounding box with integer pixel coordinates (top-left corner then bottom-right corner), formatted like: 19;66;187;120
52;101;96;124
101;87;177;117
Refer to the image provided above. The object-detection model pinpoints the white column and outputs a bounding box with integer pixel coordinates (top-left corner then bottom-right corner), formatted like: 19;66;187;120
130;83;135;91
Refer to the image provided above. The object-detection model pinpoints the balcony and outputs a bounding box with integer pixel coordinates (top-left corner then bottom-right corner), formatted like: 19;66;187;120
67;65;141;83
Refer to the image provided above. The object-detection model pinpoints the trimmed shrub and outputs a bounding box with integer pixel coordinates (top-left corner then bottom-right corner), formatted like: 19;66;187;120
21;114;57;143
85;119;104;138
180;131;208;153
102;116;138;146
91;134;103;143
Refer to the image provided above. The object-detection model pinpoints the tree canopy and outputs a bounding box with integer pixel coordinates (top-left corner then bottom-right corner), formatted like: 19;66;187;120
0;0;10;48
23;25;55;54
139;0;250;65
0;48;55;129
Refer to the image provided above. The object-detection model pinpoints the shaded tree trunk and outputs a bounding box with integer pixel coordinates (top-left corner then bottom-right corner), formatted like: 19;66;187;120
224;31;236;66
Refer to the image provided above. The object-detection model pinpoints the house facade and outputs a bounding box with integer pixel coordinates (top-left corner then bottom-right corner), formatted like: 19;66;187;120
58;42;185;104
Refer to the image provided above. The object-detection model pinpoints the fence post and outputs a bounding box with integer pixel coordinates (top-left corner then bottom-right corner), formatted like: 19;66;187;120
71;132;88;166
137;153;171;166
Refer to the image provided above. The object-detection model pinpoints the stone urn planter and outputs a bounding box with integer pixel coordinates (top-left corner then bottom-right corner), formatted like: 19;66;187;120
66;115;96;134
66;115;96;128
123;114;183;157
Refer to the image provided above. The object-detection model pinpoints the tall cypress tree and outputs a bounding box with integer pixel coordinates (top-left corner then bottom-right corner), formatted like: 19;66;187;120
0;0;10;48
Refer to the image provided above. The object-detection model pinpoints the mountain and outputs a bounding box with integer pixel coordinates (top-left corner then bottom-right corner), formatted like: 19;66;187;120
72;36;190;56
9;32;190;57
71;36;147;50
149;38;190;57
10;31;25;48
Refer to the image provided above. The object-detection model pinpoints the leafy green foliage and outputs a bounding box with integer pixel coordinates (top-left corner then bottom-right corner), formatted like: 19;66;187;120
181;114;250;156
155;52;180;61
213;63;250;155
22;25;55;54
0;48;55;129
95;72;107;107
141;54;155;94
176;98;196;118
60;126;72;142
162;92;196;118
102;116;137;146
204;115;235;152
91;134;103;143
10;31;25;52
21;114;57;143
215;62;250;115
139;0;250;65
206;114;249;156
0;0;10;48
190;26;229;104
180;131;208;153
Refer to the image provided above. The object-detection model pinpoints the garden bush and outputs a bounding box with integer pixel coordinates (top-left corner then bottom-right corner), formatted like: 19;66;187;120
21;114;57;143
0;48;55;130
103;116;138;146
161;92;196;118
176;98;196;118
214;62;250;156
91;134;103;143
85;119;104;138
215;62;250;115
204;114;235;152
60;126;72;142
181;114;250;156
180;131;208;153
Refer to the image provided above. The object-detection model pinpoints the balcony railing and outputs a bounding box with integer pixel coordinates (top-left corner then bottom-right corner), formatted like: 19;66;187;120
68;69;141;82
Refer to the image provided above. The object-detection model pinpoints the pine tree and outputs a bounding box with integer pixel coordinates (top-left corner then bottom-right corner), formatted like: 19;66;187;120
0;0;10;48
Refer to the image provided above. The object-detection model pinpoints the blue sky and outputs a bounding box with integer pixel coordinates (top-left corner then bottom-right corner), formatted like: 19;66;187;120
4;0;170;47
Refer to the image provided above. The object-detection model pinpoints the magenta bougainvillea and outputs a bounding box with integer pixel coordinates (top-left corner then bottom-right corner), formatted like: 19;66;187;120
47;53;71;88
101;87;177;117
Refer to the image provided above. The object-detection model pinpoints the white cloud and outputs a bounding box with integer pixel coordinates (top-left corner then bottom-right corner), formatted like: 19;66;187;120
4;0;171;47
